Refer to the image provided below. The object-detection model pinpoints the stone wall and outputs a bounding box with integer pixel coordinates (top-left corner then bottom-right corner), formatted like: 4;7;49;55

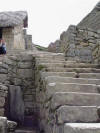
27;35;33;50
3;25;25;51
0;53;37;130
4;54;36;125
3;28;14;50
23;29;33;50
61;25;100;62
48;40;62;53
48;25;100;62
0;60;9;117
13;25;25;50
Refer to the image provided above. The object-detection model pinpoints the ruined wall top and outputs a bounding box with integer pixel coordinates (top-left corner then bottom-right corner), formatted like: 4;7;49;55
78;1;100;31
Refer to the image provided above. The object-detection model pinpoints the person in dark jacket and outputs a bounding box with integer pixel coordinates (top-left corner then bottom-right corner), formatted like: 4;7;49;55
0;39;6;54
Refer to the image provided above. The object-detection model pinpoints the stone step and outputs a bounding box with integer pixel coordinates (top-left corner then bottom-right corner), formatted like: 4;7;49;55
15;129;36;133
56;106;99;124
41;72;100;79
37;62;99;68
46;83;99;98
79;73;100;79
45;76;100;85
15;128;37;133
36;58;66;62
51;92;100;109
43;67;100;73
35;55;65;60
41;72;77;78
64;123;100;133
36;59;76;64
36;58;76;63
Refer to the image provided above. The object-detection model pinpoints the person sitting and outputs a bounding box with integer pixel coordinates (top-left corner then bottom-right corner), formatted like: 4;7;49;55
0;39;6;55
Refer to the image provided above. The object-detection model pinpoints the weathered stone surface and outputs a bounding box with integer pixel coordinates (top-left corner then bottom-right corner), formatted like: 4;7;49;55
57;106;99;124
17;69;33;78
64;123;100;133
45;76;100;85
0;109;4;116
0;97;5;107
38;62;98;68
0;117;7;133
17;54;33;61
46;83;99;98
9;85;24;124
51;92;100;109
41;72;76;78
0;74;8;83
44;67;100;73
79;73;100;79
18;62;32;69
7;120;17;132
24;95;33;102
0;69;8;74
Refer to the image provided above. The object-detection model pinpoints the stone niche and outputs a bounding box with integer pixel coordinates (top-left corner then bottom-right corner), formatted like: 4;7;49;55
61;25;100;63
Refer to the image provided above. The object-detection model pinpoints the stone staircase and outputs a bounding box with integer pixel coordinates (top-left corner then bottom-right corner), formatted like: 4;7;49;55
35;52;100;133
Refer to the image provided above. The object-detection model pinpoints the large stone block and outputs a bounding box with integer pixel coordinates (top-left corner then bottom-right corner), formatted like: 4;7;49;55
0;97;5;107
46;83;98;98
17;69;33;78
64;123;100;133
17;54;33;62
0;109;4;116
0;117;7;133
45;76;100;85
0;74;8;83
9;85;24;124
51;92;100;109
57;106;99;124
18;62;32;69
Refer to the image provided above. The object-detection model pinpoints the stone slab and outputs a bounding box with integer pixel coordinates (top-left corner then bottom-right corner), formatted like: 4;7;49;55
79;73;100;79
41;72;76;78
45;76;100;85
51;92;100;109
38;62;99;68
64;123;100;133
45;67;100;73
57;106;99;124
46;83;99;98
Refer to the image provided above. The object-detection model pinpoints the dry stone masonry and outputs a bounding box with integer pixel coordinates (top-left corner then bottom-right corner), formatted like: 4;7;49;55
1;1;100;133
0;50;100;133
48;25;100;63
34;52;100;133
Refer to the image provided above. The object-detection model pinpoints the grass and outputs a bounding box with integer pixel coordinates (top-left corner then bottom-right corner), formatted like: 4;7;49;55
35;45;48;51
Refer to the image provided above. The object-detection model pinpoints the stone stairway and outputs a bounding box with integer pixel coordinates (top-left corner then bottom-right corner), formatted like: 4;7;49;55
35;52;100;133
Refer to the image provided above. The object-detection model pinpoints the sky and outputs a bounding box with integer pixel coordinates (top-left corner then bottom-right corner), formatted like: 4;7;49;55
0;0;99;47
